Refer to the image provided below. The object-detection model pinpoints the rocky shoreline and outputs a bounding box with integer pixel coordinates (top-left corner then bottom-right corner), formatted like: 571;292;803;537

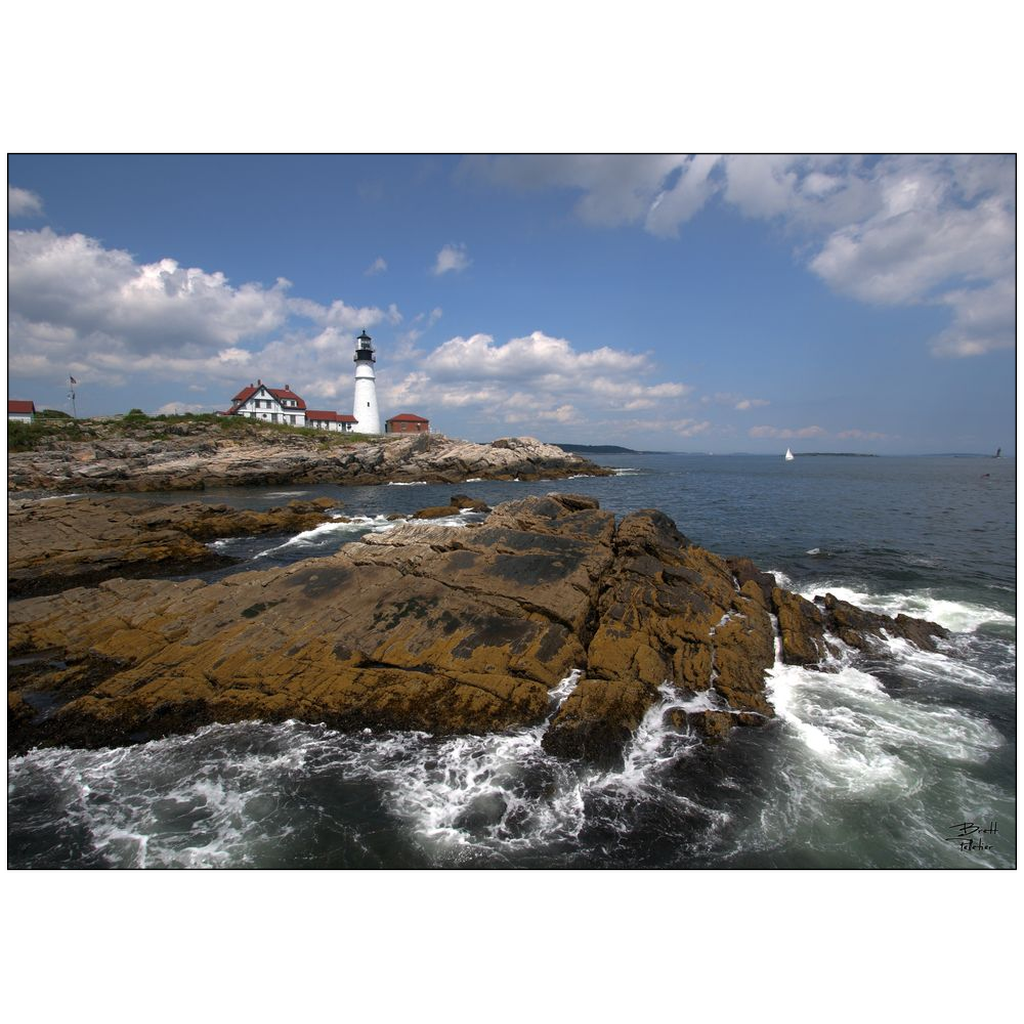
7;495;340;598
8;492;948;762
8;425;610;493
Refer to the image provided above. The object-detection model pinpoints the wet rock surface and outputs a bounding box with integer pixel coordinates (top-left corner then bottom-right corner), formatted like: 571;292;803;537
7;493;948;761
772;588;949;665
8;429;609;493
7;495;339;598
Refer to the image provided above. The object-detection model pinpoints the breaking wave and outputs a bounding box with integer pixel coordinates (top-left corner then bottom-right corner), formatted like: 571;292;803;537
795;582;1016;635
7;671;722;868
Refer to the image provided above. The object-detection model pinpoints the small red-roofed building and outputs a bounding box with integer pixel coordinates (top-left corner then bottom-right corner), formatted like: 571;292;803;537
385;413;430;434
306;410;360;433
8;400;36;423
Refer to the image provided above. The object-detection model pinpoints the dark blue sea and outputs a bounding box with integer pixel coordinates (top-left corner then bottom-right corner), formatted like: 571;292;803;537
8;453;1016;868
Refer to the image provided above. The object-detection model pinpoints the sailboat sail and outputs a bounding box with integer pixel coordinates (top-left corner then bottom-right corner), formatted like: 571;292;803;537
785;448;795;461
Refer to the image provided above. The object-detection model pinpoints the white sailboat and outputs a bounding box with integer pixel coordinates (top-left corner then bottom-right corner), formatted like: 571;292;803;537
784;447;795;461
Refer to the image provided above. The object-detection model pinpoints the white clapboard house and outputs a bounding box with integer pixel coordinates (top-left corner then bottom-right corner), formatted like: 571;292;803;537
227;381;307;425
226;382;358;432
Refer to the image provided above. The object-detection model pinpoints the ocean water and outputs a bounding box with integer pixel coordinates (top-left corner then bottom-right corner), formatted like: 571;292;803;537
7;454;1016;868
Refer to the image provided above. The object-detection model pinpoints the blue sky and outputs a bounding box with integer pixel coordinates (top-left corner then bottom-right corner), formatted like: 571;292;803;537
7;154;1015;453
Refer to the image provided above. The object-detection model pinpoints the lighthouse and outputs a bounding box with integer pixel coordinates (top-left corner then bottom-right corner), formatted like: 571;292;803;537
352;329;381;434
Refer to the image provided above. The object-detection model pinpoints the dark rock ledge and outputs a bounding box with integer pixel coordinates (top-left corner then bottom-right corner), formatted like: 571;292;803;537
7;496;340;598
7;494;947;760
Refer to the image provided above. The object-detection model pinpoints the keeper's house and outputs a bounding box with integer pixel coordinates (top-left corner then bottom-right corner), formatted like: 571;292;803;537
8;400;36;423
227;381;307;425
305;410;359;433
385;412;430;434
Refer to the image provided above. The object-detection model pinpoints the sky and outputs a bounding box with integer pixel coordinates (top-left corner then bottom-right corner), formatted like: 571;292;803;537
7;153;1016;454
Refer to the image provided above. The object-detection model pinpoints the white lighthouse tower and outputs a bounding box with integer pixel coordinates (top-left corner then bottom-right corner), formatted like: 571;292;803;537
352;329;381;434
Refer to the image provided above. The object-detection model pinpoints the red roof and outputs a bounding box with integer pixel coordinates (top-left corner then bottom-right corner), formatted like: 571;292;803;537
387;412;429;423
229;383;306;411
9;400;36;414
270;387;306;409
306;410;358;423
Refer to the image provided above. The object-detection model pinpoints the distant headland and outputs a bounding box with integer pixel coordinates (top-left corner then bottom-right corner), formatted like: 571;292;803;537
551;442;674;455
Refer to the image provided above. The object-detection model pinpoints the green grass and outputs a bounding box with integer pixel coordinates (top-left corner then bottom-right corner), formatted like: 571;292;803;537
7;417;87;451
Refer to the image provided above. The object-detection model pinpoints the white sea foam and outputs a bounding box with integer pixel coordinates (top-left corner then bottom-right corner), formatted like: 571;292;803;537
252;516;398;557
614;684;700;784
747;646;1012;867
768;569;796;591
386;480;429;486
382;670;591;852
765;650;1004;788
611;467;642;476
265;491;310;498
796;583;1015;634
877;635;1015;694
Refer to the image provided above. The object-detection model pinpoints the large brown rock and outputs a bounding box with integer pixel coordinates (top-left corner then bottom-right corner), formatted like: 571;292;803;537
7;493;951;762
541;678;659;764
772;587;828;665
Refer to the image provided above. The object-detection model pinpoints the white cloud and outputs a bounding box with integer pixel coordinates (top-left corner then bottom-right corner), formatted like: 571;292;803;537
426;331;639;382
670;418;712;437
433;243;471;275
365;256;387;275
287;296;390;332
7;226;403;403
394;307;444;359
645;154;722;238
749;424;826;439
153;401;214;415
506;403;578;425
383;330;690;430
9;185;44;218
462;155;686;228
837;429;889;440
929;279;1015;357
464;154;1016;358
10;228;292;354
806;159;1015;357
704;392;770;410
